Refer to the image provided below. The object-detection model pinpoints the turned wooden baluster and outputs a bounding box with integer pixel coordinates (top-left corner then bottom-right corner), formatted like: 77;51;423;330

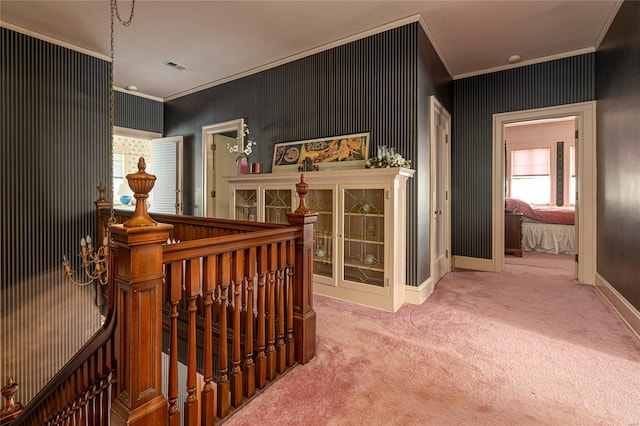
217;252;231;418
255;245;268;389
184;259;200;426
201;254;217;425
230;249;244;407
276;242;287;373
266;243;278;380
286;240;296;366
166;261;182;426
243;247;257;397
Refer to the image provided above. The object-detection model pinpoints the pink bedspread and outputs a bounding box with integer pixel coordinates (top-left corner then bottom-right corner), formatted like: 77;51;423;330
505;199;575;225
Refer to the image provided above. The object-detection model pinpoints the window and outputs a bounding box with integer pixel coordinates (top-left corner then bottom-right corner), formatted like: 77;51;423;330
569;145;576;205
112;130;183;214
510;148;551;205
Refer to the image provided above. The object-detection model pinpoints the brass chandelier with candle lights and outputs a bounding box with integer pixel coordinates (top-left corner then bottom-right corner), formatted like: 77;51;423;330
62;0;136;291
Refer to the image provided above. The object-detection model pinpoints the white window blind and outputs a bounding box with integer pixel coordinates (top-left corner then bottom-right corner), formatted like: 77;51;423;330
512;148;550;176
510;148;551;205
150;140;178;214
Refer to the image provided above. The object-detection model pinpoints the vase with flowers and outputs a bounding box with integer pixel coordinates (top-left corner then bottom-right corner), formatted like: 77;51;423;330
227;122;256;175
365;145;412;169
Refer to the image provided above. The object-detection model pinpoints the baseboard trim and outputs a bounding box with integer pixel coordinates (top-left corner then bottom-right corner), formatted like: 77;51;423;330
404;277;434;305
594;272;640;340
453;256;494;272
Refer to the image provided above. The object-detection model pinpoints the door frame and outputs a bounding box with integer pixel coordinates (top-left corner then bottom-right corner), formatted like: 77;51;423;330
492;101;596;284
202;118;246;217
429;96;452;284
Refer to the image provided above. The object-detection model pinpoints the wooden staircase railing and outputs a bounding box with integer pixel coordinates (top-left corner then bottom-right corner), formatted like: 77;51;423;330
8;159;317;425
9;249;118;425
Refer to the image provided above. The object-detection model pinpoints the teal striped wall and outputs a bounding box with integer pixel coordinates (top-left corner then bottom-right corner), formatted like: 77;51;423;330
452;54;595;259
1;27;111;404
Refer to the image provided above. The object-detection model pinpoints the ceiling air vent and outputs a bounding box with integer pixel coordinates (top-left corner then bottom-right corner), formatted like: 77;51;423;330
164;61;186;71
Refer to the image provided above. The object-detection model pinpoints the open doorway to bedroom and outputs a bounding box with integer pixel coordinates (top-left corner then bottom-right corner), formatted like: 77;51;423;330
503;117;577;272
492;101;596;285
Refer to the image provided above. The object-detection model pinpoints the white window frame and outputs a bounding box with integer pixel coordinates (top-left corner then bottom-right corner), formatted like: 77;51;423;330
564;141;576;206
506;141;557;206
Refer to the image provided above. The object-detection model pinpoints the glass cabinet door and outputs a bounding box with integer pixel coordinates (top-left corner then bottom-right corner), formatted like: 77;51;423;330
234;189;257;221
342;188;385;287
264;189;292;224
305;189;334;279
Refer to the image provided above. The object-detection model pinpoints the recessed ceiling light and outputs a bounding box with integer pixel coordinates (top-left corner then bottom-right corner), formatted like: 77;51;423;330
125;85;138;91
508;54;522;64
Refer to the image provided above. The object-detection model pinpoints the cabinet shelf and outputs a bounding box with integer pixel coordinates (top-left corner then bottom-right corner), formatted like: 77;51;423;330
343;237;384;244
343;212;384;218
344;258;384;272
226;167;414;312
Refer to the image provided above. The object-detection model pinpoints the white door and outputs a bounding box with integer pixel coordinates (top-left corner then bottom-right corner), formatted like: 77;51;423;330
430;96;451;285
149;136;183;215
202;119;246;218
207;134;238;218
573;118;580;278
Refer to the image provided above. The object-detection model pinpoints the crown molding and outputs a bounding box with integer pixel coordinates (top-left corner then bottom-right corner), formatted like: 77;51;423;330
1;20;111;62
594;0;624;49
164;14;428;102
114;86;164;103
416;15;454;78
454;47;595;80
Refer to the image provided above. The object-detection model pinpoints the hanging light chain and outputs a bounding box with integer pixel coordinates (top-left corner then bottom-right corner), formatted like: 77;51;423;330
108;0;136;222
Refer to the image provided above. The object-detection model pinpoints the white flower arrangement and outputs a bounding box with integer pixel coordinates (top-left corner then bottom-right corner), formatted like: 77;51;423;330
365;153;411;169
227;123;256;159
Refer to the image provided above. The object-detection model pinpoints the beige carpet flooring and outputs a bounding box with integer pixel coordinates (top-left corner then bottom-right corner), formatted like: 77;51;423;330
227;252;640;425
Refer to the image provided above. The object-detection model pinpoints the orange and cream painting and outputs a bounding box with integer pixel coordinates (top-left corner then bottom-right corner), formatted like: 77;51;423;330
272;133;369;172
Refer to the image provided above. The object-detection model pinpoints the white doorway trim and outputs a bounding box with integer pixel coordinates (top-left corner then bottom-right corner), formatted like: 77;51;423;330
492;101;596;284
201;118;246;217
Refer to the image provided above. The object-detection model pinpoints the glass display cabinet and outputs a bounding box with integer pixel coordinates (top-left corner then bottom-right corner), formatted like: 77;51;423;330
225;167;413;312
264;188;293;224
342;188;385;287
305;188;335;281
233;188;257;221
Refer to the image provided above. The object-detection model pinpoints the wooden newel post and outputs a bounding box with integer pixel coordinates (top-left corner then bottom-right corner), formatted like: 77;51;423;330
109;158;172;425
286;174;318;364
1;378;23;425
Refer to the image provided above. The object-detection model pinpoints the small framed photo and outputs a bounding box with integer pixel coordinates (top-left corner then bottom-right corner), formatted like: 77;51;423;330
272;132;370;173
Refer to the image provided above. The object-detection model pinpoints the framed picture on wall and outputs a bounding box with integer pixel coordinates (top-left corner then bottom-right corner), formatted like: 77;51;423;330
272;132;370;173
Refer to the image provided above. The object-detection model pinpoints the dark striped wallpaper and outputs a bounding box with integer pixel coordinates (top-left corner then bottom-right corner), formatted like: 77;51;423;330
164;23;452;287
115;90;163;133
452;54;595;259
595;0;640;310
1;28;108;403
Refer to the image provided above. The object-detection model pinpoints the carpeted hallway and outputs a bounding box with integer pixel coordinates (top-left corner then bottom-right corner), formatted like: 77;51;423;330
228;252;640;425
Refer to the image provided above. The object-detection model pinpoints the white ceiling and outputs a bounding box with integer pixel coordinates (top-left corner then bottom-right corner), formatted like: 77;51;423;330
0;0;622;101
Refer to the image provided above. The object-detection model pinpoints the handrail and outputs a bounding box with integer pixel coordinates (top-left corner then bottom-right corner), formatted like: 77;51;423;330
99;208;283;238
162;226;300;262
11;168;318;425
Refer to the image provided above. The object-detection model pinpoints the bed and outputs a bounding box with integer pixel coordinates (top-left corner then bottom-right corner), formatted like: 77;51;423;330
505;198;575;255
